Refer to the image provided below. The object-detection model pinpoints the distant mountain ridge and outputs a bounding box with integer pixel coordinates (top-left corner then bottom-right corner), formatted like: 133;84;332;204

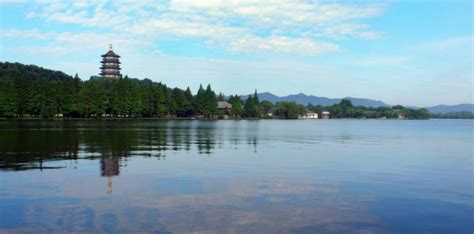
240;92;389;107
239;92;473;113
426;104;474;113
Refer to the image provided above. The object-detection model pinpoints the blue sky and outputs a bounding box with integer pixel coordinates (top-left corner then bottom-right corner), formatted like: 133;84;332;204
0;0;472;106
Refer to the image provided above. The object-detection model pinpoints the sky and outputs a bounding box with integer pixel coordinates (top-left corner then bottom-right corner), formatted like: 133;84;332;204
0;0;472;106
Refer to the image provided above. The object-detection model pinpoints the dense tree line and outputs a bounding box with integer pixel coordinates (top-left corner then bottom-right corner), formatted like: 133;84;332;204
224;91;262;118
0;62;450;120
306;101;431;119
0;62;218;118
0;62;272;119
431;112;474;119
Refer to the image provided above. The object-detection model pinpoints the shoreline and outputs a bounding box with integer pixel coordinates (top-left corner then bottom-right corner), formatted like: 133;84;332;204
0;117;470;120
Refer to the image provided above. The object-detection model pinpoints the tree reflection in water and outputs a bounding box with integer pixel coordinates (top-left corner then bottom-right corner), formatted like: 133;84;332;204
0;120;257;172
0;120;472;233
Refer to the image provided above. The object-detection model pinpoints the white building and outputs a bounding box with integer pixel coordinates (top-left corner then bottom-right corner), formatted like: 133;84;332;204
299;111;318;119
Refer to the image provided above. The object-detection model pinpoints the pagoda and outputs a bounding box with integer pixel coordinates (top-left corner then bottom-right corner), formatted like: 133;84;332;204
100;44;121;78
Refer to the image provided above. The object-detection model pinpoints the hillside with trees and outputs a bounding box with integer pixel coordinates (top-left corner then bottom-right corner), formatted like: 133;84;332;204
0;62;215;118
0;62;433;119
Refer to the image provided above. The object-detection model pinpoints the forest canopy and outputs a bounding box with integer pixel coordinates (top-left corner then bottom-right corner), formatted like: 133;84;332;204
0;62;437;119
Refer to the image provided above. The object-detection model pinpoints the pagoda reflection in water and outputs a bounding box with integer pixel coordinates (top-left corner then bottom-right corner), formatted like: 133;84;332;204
101;154;120;195
0;120;260;193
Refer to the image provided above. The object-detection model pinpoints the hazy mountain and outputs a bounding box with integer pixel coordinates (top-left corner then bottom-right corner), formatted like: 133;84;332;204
240;92;473;112
426;104;474;113
241;92;388;107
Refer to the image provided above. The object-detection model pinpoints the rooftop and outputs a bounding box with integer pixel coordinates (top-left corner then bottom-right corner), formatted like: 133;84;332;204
101;50;120;58
218;101;232;109
101;44;120;57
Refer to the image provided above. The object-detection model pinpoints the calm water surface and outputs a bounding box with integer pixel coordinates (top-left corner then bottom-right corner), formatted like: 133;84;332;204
0;120;472;233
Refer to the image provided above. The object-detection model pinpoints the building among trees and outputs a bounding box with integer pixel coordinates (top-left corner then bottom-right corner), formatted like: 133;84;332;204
299;111;318;119
217;101;232;111
100;44;121;78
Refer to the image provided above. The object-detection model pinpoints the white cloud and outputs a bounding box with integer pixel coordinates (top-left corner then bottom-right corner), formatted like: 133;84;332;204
355;55;410;67
316;23;384;40
1;29;53;40
71;1;96;9
419;35;473;51
20;0;387;56
229;36;340;56
1;30;150;56
41;1;68;14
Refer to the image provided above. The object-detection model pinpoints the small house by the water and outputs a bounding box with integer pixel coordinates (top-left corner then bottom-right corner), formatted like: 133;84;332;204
217;101;232;110
218;101;233;118
299;111;318;119
322;111;330;119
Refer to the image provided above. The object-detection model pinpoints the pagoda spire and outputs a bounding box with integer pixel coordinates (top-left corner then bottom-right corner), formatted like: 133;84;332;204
109;43;113;51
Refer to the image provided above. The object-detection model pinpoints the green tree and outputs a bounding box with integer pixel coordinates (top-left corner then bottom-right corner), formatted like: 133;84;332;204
228;95;243;117
14;73;31;117
203;84;217;117
184;87;194;116
244;90;260;118
260;100;273;114
217;92;225;101
340;99;353;108
0;77;18;117
172;88;192;117
61;75;80;117
273;102;305;119
194;84;206;116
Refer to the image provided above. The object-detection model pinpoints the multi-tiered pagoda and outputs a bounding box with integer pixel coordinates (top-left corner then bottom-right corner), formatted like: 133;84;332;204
100;44;121;78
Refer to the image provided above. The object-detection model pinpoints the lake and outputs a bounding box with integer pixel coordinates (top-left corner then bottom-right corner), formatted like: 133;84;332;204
0;119;472;233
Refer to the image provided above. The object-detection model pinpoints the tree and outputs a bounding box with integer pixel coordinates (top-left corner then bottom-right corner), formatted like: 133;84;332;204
140;79;156;117
273;102;305;119
172;88;192;117
194;84;206;116
61;75;80;117
193;84;217;117
244;90;260;118
217;92;225;101
40;84;56;118
340;99;353;108
79;79;108;117
260;100;273;115
14;73;31;117
128;78;143;116
228;95;243;117
0;77;18;117
184;87;194;116
203;84;217;117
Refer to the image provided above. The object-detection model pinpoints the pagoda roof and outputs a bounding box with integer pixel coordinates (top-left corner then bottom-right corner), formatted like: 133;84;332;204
101;50;120;57
101;59;121;64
